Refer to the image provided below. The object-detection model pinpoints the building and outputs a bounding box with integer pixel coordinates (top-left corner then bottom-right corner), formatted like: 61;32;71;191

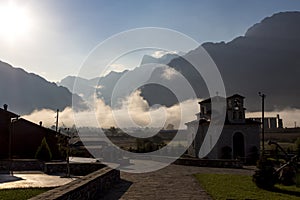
186;94;260;162
0;104;19;159
0;104;64;159
249;114;283;129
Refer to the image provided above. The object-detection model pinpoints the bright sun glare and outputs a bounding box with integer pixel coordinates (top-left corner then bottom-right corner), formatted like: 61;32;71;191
0;2;32;42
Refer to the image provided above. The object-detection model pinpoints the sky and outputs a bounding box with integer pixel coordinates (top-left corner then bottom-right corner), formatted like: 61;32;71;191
1;0;300;81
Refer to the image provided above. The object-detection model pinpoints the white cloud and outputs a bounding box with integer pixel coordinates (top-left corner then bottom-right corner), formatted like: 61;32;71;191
110;63;127;72
22;90;201;130
94;85;104;89
161;67;179;80
22;107;75;128
23;94;300;131
100;63;128;77
151;50;177;58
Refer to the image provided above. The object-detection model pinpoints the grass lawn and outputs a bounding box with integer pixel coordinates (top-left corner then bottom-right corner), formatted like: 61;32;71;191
194;173;300;200
0;187;53;200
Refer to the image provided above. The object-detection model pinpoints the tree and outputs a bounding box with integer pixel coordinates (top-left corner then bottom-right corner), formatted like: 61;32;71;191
35;137;52;161
108;126;118;135
295;137;300;157
57;131;71;177
165;124;175;130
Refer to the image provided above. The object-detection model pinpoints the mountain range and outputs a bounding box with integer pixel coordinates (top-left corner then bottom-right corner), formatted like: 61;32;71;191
201;11;300;111
1;11;299;115
58;52;181;107
59;11;300;112
0;61;86;114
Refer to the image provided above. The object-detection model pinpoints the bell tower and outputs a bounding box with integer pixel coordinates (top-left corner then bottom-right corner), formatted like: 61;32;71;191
227;94;245;124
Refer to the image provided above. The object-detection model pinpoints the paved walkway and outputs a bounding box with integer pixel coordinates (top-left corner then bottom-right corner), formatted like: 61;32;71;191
0;157;94;189
101;164;255;200
0;171;76;189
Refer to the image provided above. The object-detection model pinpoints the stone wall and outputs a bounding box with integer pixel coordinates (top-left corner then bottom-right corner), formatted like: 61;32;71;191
30;167;120;200
174;158;243;168
0;160;108;176
44;162;105;176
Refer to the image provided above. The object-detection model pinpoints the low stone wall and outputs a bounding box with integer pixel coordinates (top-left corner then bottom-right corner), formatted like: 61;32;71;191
30;167;120;200
44;162;106;176
132;155;243;168
0;160;112;177
174;158;243;168
0;160;107;175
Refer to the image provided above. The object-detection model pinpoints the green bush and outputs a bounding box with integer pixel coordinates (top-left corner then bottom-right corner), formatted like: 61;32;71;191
35;137;52;161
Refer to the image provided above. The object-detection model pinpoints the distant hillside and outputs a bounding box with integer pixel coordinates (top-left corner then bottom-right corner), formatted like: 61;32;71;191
58;53;181;107
140;53;179;66
0;61;86;114
143;11;300;111
59;12;300;112
59;75;99;101
58;70;128;105
201;11;300;111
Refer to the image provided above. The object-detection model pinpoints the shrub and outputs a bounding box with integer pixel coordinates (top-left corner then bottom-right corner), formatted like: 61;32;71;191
279;166;296;186
252;156;278;189
295;137;300;157
35;137;52;161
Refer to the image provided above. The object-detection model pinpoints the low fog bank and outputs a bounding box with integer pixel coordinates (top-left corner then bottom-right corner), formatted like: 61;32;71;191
22;91;200;130
22;91;300;129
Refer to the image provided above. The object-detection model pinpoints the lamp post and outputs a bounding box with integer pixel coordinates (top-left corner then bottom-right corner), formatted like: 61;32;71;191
55;109;59;133
66;128;70;178
259;92;266;155
9;117;18;175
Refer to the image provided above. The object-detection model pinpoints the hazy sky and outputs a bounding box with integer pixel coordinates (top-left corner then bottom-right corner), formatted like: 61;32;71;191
1;0;300;81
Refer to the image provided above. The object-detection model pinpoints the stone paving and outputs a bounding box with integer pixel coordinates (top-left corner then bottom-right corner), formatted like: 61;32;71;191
0;171;76;189
0;157;95;190
101;164;255;200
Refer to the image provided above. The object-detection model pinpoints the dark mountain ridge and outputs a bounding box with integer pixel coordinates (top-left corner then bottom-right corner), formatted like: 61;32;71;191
0;61;86;114
59;11;300;112
200;11;300;111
